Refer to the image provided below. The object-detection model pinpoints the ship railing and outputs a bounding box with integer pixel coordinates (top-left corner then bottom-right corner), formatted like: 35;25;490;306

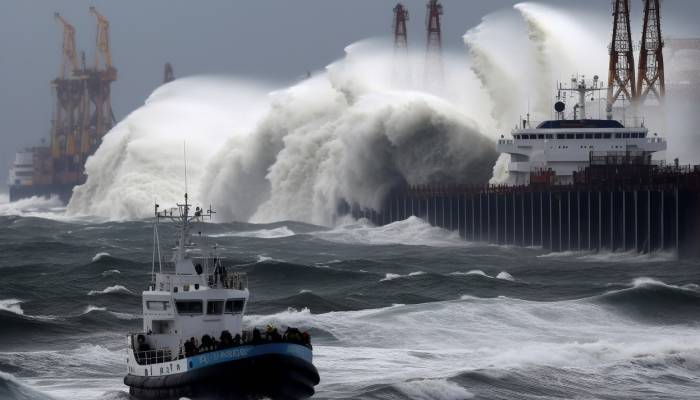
133;348;173;365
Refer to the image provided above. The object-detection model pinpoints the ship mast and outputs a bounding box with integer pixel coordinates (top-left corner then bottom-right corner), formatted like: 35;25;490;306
558;75;605;120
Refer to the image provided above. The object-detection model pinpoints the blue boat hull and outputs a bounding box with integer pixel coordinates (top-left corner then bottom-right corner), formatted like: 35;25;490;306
124;343;319;400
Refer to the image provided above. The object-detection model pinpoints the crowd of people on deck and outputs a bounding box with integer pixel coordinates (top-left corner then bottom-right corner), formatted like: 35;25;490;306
182;325;312;358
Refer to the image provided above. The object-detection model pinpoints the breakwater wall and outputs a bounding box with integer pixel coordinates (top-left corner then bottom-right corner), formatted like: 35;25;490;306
347;167;700;258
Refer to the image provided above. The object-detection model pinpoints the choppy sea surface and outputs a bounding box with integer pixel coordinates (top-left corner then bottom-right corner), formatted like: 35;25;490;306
1;199;700;400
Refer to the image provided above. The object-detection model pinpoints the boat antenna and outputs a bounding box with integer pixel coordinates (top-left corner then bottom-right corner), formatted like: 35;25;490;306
183;140;188;198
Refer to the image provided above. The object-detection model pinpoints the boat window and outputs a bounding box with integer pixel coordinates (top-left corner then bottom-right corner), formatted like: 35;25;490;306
585;133;593;139
566;134;574;139
206;300;224;315
594;133;602;139
175;300;203;315
556;134;565;139
225;299;245;314
631;132;638;138
603;133;611;139
639;132;646;138
537;134;544;139
623;133;630;138
575;133;584;139
146;301;170;311
546;134;553;139
615;133;622;138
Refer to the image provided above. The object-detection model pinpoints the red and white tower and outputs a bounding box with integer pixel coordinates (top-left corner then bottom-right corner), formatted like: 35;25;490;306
393;3;409;52
424;0;443;86
606;0;636;119
637;0;665;104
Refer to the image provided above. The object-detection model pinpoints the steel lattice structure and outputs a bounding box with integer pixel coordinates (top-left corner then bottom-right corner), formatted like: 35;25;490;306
637;0;665;104
606;0;636;119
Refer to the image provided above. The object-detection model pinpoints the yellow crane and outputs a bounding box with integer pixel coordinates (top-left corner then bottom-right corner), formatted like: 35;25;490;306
89;6;113;70
54;13;79;79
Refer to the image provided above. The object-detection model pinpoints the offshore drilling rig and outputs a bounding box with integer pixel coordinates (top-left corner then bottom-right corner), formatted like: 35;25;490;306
351;0;700;259
9;8;116;203
607;0;665;118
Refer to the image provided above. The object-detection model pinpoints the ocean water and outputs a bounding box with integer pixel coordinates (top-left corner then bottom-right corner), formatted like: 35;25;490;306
1;212;700;400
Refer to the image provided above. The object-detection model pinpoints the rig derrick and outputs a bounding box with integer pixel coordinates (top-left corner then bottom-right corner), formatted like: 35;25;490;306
637;0;665;105
606;0;636;119
393;4;409;52
424;0;443;86
51;13;89;186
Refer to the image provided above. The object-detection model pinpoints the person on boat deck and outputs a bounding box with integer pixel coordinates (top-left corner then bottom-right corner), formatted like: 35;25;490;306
219;330;233;348
252;328;262;344
200;334;215;351
184;337;199;357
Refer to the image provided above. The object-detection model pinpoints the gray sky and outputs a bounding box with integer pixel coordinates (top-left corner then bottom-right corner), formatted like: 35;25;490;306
1;0;698;186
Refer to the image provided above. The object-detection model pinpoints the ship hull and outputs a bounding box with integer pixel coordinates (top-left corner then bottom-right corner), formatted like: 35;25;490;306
8;183;73;204
124;343;319;400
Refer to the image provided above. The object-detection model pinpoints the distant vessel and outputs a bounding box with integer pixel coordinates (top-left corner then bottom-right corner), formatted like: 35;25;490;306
7;146;74;203
124;194;319;399
497;75;666;186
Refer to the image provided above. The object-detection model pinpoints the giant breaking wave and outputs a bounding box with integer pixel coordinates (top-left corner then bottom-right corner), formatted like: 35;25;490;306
67;3;630;224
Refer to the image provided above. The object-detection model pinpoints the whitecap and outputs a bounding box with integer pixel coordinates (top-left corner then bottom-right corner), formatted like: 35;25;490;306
496;271;515;281
92;252;111;262
210;226;296;239
380;271;425;282
88;285;132;296
0;298;24;315
313;217;468;247
82;305;107;315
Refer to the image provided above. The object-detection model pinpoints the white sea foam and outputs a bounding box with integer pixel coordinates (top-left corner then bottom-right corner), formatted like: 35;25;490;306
538;249;677;263
380;271;426;282
496;271;515;281
210;226;296;239
314;216;467;247
0;299;24;315
245;291;700;396
101;269;121;276
0;195;65;218
91;252;111;262
81;305;107;315
88;285;132;296
394;379;475;400
450;270;515;281
109;311;141;320
452;269;490;277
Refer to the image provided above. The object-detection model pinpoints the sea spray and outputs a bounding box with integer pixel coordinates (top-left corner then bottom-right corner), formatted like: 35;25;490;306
67;5;615;223
67;77;272;219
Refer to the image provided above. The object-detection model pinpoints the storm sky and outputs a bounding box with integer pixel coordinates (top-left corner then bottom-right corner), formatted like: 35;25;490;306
1;0;698;188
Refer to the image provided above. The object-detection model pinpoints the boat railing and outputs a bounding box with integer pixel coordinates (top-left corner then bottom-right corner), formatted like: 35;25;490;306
133;348;174;365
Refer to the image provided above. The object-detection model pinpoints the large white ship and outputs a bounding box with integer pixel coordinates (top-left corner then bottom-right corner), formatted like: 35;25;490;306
497;76;667;185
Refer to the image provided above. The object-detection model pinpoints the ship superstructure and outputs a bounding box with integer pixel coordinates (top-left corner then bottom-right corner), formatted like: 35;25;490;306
497;76;666;185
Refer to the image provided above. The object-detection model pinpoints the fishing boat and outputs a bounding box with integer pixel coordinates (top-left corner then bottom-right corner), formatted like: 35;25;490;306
123;193;319;399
